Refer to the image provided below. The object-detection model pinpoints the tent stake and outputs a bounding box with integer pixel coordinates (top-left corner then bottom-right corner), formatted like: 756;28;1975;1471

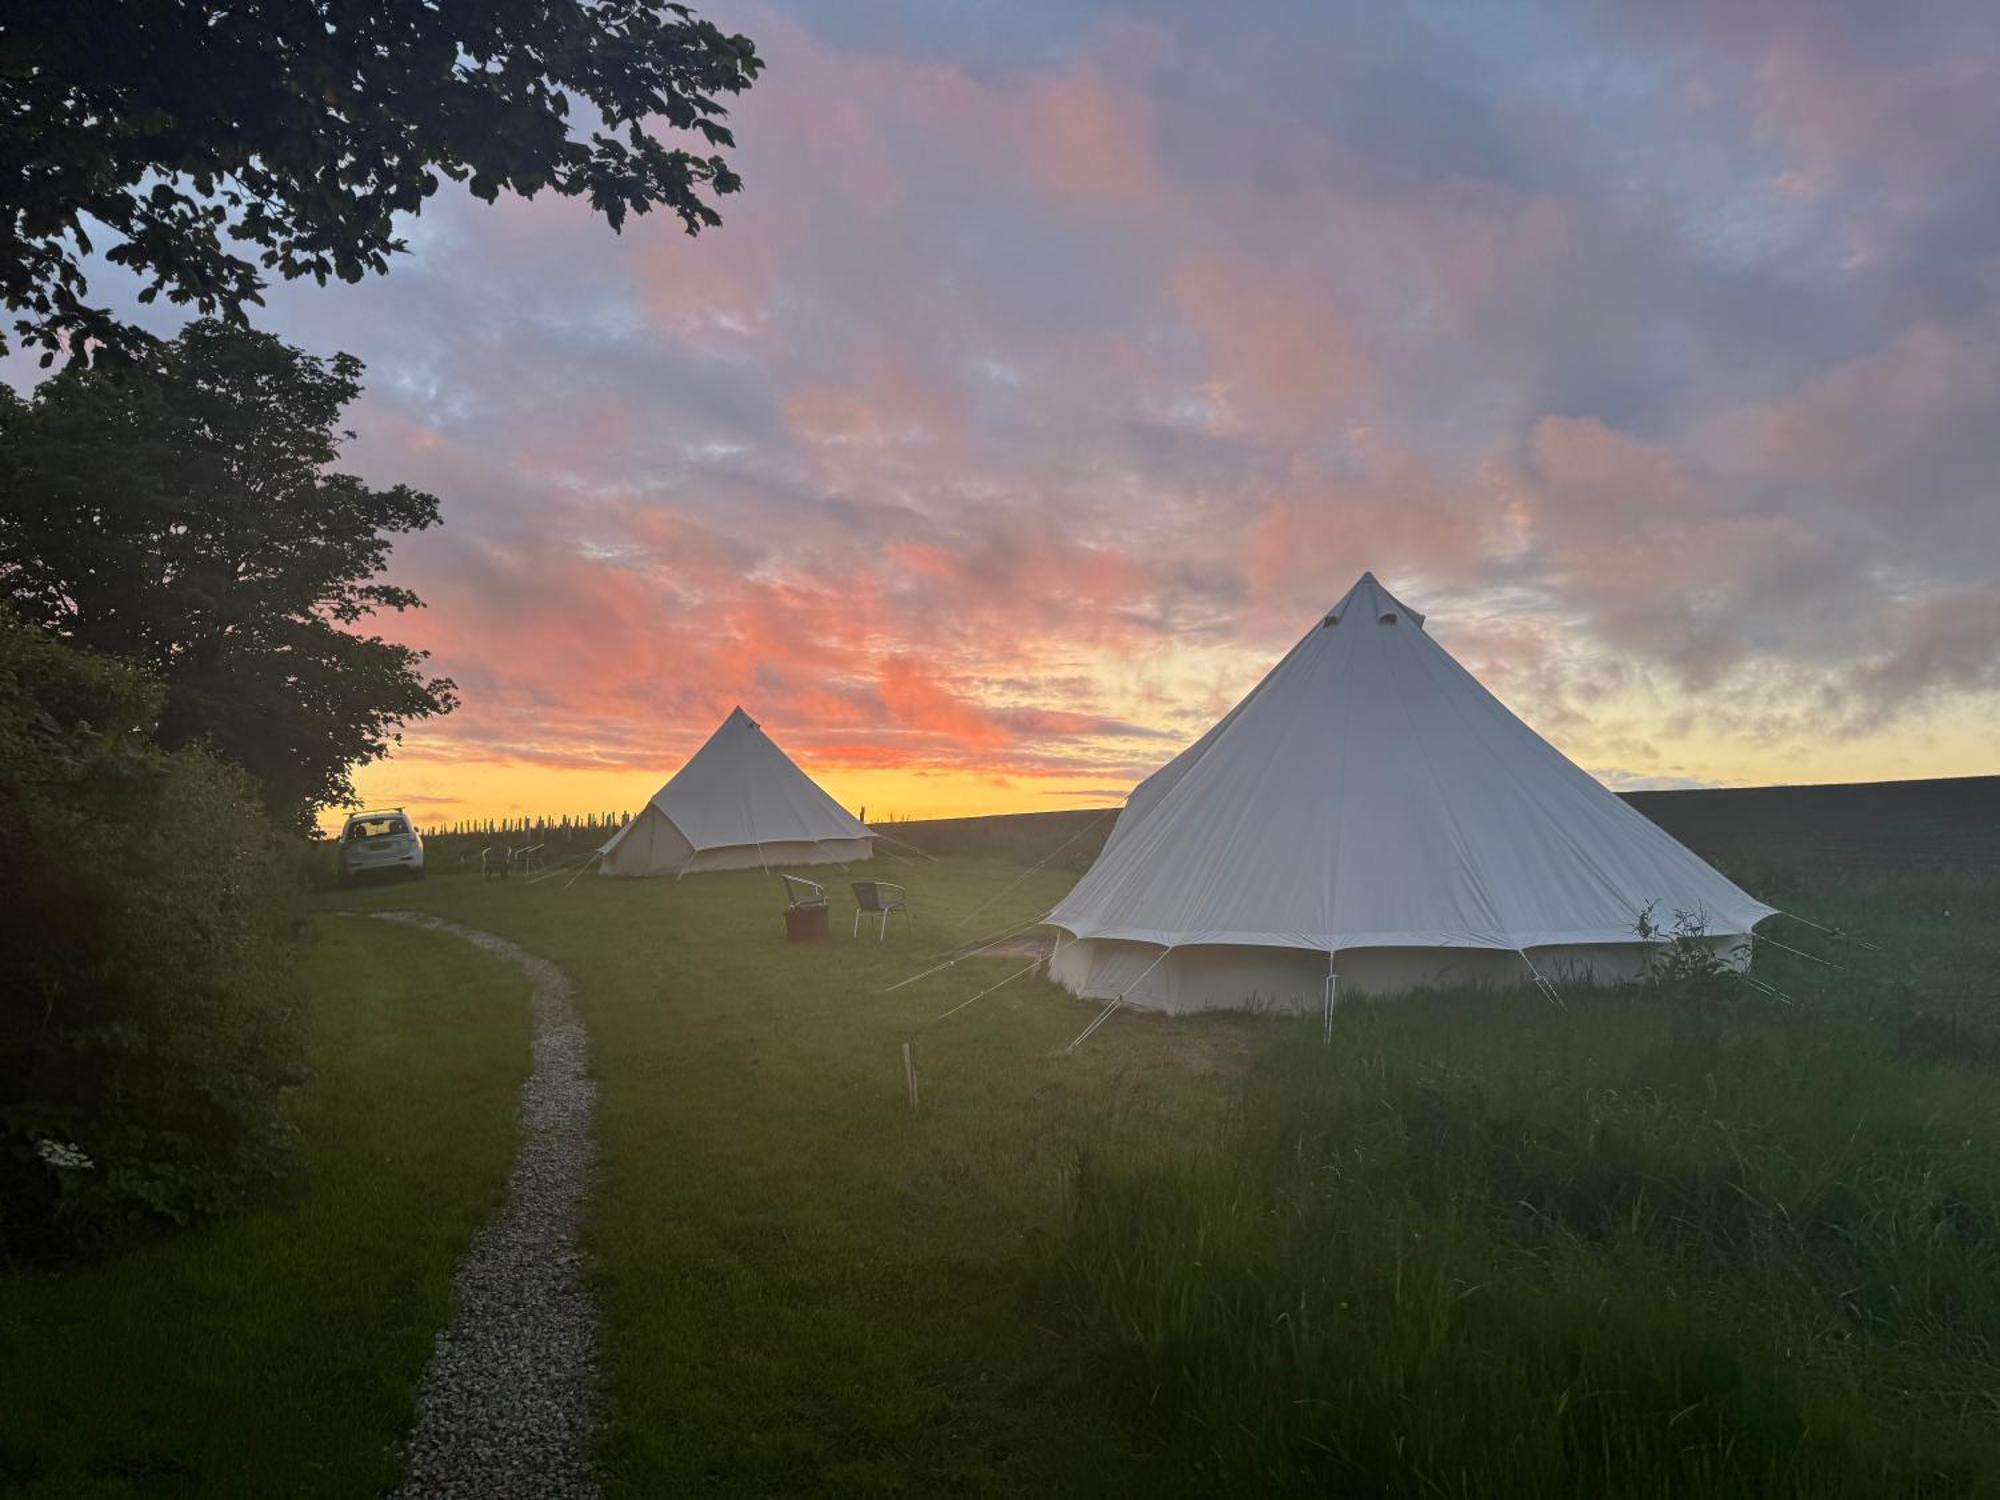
1066;997;1122;1053
1516;949;1565;1009
1736;971;1795;1005
901;1042;920;1113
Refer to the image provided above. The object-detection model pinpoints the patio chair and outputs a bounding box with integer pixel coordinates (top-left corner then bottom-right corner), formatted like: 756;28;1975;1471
780;874;830;941
851;881;911;940
481;846;509;879
781;874;828;909
511;843;547;876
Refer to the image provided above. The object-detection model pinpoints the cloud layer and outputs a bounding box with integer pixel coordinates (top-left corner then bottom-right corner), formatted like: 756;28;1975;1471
28;0;2000;819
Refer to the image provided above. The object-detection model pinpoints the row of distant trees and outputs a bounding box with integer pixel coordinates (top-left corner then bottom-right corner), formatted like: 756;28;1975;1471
424;813;634;837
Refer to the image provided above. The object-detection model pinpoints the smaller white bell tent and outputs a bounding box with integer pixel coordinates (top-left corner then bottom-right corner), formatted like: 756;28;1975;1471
599;707;875;876
1046;574;1773;1010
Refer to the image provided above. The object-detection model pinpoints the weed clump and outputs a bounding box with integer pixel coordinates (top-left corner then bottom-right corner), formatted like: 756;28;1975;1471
1634;903;1745;1010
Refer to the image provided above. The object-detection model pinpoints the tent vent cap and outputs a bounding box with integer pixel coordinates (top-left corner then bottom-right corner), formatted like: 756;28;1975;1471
1379;611;1398;625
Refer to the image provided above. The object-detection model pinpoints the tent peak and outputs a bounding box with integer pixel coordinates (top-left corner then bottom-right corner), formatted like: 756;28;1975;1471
1324;572;1425;630
723;705;760;729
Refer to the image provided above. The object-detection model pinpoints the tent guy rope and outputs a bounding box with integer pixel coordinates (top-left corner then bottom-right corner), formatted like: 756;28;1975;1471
953;809;1116;928
883;920;1045;994
928;957;1044;1024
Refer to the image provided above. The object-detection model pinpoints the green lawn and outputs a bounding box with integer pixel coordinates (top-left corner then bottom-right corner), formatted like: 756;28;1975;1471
315;853;2000;1495
320;857;1259;1494
10;848;2000;1495
0;917;531;1498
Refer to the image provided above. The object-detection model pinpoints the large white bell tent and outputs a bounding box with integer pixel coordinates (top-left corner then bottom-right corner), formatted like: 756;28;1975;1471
598;707;875;876
1045;574;1773;1011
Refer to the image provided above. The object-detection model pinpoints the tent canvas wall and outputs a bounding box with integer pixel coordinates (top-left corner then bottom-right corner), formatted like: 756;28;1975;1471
599;707;875;876
1046;574;1772;1011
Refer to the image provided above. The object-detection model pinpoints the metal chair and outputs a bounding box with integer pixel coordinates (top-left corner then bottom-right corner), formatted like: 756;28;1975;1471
851;881;911;940
781;874;828;910
511;843;547;876
481;846;509;879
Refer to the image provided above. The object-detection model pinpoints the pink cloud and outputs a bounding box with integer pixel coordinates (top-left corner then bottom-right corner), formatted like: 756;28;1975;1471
1020;72;1164;204
1170;254;1367;421
1712;323;1989;481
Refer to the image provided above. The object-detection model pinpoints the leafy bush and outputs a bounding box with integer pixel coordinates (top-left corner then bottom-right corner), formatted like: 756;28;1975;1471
0;614;302;1260
1634;902;1745;1010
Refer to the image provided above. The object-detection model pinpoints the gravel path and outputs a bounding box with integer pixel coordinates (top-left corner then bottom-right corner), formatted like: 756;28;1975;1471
374;913;602;1500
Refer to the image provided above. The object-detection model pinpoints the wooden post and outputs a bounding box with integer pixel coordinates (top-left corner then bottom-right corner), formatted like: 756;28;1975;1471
901;1041;919;1113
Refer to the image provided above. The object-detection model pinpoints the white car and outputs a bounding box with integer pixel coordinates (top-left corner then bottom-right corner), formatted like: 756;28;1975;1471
337;808;426;884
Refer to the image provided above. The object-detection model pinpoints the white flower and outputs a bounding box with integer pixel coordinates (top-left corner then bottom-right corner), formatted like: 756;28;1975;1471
34;1139;94;1171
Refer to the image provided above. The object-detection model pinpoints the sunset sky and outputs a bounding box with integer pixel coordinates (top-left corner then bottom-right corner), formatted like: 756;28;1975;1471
22;1;2000;830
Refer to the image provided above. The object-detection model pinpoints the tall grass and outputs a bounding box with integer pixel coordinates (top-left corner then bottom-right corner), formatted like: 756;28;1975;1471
1041;911;2000;1495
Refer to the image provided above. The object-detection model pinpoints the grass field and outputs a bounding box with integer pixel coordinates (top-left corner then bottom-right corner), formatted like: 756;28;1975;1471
313;856;1253;1493
331;825;1998;1494
0;919;531;1498
9;782;2000;1495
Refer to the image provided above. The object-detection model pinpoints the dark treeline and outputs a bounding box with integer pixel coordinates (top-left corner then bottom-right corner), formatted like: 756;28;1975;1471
420;812;633;838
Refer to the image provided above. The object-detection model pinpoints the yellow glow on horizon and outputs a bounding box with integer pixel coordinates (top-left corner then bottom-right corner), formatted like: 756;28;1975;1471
336;752;1126;834
337;711;1998;838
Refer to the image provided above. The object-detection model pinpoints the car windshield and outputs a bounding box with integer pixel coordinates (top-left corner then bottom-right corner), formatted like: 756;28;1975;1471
346;816;409;842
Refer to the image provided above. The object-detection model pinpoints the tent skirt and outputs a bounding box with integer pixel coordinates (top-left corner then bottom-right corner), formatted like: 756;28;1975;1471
600;805;874;876
1047;933;1754;1014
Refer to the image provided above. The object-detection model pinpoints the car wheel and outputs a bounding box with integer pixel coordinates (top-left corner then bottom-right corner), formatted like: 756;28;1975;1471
410;867;426;882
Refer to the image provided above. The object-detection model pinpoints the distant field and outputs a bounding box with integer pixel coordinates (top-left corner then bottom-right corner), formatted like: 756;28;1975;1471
880;774;2000;883
1626;774;2000;880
